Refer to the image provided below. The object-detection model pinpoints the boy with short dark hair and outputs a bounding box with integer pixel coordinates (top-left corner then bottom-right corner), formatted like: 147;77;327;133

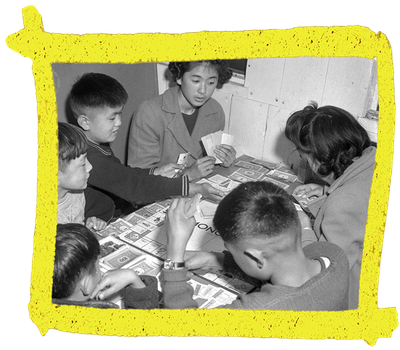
160;181;350;310
58;122;106;231
52;223;159;309
69;72;223;222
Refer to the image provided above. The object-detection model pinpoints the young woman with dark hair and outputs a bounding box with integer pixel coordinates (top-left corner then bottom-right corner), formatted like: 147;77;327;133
285;101;376;309
128;60;236;182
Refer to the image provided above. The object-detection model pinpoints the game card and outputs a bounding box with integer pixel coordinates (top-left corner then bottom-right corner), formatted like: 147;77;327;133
235;160;264;172
251;158;277;169
99;236;146;270
184;193;202;218
228;171;253;183
236;167;265;180
267;169;298;182
177;152;190;165
261;175;290;190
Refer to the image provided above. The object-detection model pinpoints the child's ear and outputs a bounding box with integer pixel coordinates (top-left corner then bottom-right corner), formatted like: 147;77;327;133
77;115;90;131
244;250;264;269
79;274;94;298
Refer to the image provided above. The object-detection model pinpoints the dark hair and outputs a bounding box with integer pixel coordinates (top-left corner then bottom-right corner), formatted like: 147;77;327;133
58;122;87;172
69;72;128;118
168;60;233;85
213;181;300;244
52;223;100;299
285;101;372;179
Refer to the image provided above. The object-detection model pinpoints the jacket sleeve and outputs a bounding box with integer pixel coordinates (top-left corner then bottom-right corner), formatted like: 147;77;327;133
87;145;188;205
128;101;163;168
124;275;160;309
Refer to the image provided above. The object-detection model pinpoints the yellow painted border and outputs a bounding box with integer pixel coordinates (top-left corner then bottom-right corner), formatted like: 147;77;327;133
5;5;398;345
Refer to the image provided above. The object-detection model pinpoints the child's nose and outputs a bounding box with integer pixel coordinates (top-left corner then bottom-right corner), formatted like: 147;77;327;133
198;83;206;94
87;160;93;172
115;114;122;126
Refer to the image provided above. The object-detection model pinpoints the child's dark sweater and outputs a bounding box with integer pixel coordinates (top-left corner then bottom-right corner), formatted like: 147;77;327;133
162;242;350;311
85;140;189;221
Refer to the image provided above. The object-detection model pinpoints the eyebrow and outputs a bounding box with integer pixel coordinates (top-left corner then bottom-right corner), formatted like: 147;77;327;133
190;74;218;80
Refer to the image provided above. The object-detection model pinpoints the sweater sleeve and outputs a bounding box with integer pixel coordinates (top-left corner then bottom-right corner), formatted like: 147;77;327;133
87;144;188;205
161;268;199;309
124;275;160;309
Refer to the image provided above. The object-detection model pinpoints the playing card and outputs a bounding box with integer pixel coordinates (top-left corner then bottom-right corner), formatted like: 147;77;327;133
177;152;190;165
236;167;265;180
229;171;253;183
235;160;263;172
184;193;202;218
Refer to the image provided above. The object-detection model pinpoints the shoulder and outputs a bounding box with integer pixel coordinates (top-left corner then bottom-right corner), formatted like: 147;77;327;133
304;242;348;266
201;97;224;116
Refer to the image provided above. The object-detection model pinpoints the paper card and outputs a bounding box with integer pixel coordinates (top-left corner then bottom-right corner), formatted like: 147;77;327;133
251;158;277;169
99;238;146;270
228;171;253;183
184;193;202;218
268;169;298;182
201;131;234;164
221;133;234;146
177;152;190;165
236;167;265;180
261;175;290;190
234;160;264;172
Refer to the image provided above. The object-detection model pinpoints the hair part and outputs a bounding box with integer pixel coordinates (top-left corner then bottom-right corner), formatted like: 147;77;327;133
52;223;100;299
285;101;372;179
58;122;88;172
168;60;233;85
69;72;128;118
213;182;301;244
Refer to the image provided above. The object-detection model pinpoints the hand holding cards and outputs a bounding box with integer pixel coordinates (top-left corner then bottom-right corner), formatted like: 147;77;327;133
184;193;202;219
201;131;234;164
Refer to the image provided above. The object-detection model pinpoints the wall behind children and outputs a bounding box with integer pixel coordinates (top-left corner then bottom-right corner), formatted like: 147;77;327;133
52;63;159;163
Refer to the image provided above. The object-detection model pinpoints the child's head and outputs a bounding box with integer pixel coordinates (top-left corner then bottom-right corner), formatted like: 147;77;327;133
168;60;232;110
168;60;233;85
52;223;101;301
58;122;92;193
69;72;128;144
213;181;301;280
285;101;371;180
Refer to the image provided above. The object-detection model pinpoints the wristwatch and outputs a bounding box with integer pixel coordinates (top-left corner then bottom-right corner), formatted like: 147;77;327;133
163;259;185;270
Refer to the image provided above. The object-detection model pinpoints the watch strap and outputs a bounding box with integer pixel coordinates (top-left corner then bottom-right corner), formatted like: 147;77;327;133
164;259;185;270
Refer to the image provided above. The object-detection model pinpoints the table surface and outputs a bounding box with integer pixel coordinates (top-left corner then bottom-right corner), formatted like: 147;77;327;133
95;155;303;307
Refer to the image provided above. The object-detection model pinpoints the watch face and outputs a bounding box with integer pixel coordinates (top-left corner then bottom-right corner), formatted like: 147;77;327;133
164;260;173;269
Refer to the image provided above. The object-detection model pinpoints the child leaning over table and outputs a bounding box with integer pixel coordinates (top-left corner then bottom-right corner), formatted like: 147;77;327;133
52;223;159;309
161;181;350;310
69;72;224;222
58;122;106;231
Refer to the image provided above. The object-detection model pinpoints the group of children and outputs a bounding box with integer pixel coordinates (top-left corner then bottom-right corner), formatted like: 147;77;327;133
54;60;375;311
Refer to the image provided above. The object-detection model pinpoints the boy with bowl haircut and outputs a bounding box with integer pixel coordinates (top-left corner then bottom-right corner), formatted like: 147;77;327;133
58;122;106;231
69;72;224;222
52;223;159;309
160;181;350;310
